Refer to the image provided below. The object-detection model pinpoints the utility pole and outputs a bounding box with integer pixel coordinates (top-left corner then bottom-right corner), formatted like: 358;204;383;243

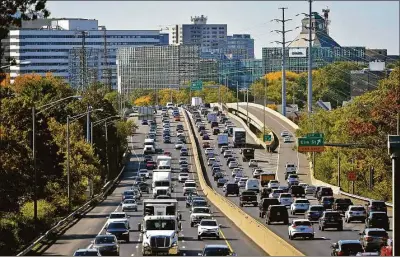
307;0;313;115
271;7;293;117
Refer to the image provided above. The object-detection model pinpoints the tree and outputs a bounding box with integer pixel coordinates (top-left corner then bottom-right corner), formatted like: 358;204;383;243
134;95;152;106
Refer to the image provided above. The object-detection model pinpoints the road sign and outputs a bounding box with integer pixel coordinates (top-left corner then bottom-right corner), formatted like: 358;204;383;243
347;171;357;181
191;80;203;91
306;133;324;138
263;134;272;142
298;137;325;152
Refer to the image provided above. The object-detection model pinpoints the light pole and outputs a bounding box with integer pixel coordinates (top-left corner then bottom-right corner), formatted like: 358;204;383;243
236;81;239;111
67;108;103;212
32;95;81;228
246;87;249;126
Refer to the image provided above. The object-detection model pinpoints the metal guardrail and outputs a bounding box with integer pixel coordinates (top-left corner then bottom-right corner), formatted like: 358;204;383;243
17;149;130;256
339;190;393;208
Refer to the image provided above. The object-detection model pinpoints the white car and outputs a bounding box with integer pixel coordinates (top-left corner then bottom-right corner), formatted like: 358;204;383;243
207;158;216;166
197;219;220;239
298;183;308;189
183;180;197;195
344;205;367;223
248;159;258;167
138;168;149;178
122;199;138;212
281;130;290;137
279;193;293;206
228;161;238;169
220;146;229;154
288;219;314;240
267;180;280;189
285;163;297;173
287;174;299;185
232;168;243;177
223;150;233;158
234;174;243;183
290;199;311;214
252;169;262;178
190;207;212;227
269;189;284;198
204;148;214;155
237;177;248;188
305;185;316;195
107;212;130;228
179;173;190;183
283;136;291;143
175;142;184;149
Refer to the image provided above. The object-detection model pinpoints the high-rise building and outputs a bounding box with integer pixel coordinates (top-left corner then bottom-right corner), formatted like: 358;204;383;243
226;34;254;59
169;15;227;53
116;45;200;95
6;18;169;89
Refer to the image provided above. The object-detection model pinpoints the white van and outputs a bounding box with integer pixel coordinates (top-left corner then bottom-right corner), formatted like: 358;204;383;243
245;179;260;193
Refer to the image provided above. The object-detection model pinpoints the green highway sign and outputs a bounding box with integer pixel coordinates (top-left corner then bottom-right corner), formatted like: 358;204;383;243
306;133;324;138
298;136;325;152
191;80;203;91
263;134;272;142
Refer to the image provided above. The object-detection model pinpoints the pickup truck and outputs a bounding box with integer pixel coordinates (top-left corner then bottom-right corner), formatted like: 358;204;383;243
332;198;353;214
239;190;258;207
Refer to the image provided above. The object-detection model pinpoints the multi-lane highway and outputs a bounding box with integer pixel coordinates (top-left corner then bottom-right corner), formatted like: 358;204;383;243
188;105;393;256
42;108;265;256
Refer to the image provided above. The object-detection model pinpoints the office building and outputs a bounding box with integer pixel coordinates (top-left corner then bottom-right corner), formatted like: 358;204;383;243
6;18;169;89
169;15;227;53
116;45;200;95
226;34;254;59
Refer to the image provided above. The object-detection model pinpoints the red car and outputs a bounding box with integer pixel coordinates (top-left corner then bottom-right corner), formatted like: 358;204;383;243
146;161;156;169
164;151;171;156
380;239;392;256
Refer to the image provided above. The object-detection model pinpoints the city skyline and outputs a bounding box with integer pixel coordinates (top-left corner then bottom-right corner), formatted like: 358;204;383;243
46;1;400;59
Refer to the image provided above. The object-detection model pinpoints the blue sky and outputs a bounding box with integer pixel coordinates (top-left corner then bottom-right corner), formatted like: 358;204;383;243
46;1;399;59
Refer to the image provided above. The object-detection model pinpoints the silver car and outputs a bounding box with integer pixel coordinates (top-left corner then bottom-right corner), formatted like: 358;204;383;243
91;235;119;255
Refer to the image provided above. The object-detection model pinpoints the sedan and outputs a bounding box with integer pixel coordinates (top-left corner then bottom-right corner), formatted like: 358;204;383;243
305;185;316;195
163;137;171;143
228;161;238;169
217;178;228;187
141;120;148;125
179;158;188;165
249;159;258;167
202;142;210;148
179;173;190;183
180;148;189;156
283;136;291;143
202;134;210;140
175;142;185;149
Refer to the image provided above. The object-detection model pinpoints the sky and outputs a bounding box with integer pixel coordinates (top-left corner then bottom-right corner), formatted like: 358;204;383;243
46;1;399;59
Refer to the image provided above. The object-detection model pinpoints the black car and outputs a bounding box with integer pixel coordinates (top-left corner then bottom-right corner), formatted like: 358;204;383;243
201;245;235;256
331;240;363;256
333;198;354;214
266;205;289;225
289;185;305;197
319;211;343;231
213;128;220;135
211;121;219;128
224;183;239;196
305;205;325;222
365;212;390;230
259;198;280;218
186;195;203;208
213;172;224;181
320;196;335;209
366;200;387;215
137;182;150;193
317;187;333;201
105;222;129;242
141;120;148;125
163;137;171;143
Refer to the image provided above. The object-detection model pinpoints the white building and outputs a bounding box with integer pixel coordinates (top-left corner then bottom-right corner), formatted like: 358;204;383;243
7;18;169;89
168;15;227;53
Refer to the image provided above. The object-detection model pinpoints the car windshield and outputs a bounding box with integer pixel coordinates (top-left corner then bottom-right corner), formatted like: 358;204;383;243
201;221;217;226
325;212;341;218
185;183;196;187
193;208;210;214
280;194;291;198
341;243;363;253
368;230;388;237
273;190;283;194
310;206;324;211
295;200;310;204
203;248;230;256
95;236;116;244
123;191;134;195
124;200;136;204
294;221;312;226
193;201;207;207
372;202;386;207
371;213;387;218
74;251;99;256
108;222;127;229
351;207;365;211
145;220;175;230
109;213;125;219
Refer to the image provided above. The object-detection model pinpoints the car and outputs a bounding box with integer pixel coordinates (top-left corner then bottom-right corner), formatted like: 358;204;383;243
180;166;189;173
232;167;242;177
213;172;224;181
186;195;202;207
248;159;258;167
289;185;305;197
202;134;210;140
163;151;172;156
233;173;243;183
136;182;150;193
121;199;138;212
107;212;130;228
199;130;207;136
213;128;220;135
333;198;354;213
331;240;364;256
298;183;308;189
91;235;119;255
204;148;214;155
305;205;325;222
283;136;291;143
266;205;289;225
121;190;135;201
237;177;248;188
177;130;185;137
258;198;280;218
163;137;171;143
220;146;229;154
190;207;212;227
174;116;180;121
290;198;310;214
228;161;238;169
144;155;153;163
320;196;335;209
280;130;290;137
366;200;387;215
73;249;101;256
146;161;157;170
180;148;189;156
278;193;293;207
252;168;263;178
319;210;343;231
267;180;280;189
365;212;390;230
345;205;367;223
207;158;216;166
223;150;233;158
200;245;235;256
317;187;333;201
288;219;314;240
359;228;388;252
217;178;228;187
269;189;284;199
178;173;190;182
202;142;210;148
287;174;299;186
138;169;149;179
197;219;220;239
183;180;197;195
278;185;289;193
175;142;185;149
224;182;239;196
141;120;148;125
179;157;188;165
105;221;129;242
305;185;316;195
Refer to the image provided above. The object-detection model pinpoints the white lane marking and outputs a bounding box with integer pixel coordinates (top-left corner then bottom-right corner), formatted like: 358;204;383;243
131;254;134;256
181;246;186;249
136;245;139;249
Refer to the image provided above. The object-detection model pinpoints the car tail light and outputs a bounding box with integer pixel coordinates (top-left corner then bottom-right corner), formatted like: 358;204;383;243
337;251;344;256
292;225;296;228
365;236;373;241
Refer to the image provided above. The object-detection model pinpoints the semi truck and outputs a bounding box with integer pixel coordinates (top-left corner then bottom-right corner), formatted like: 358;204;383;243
152;171;172;198
232;128;246;148
217;134;229;147
138;106;154;117
207;112;218;123
156;155;172;170
191;97;203;107
143;199;180;218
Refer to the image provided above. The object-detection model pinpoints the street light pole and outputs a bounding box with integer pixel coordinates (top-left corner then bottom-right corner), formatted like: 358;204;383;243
66;116;71;212
86;105;91;143
236;81;239;111
246;88;249;126
105;122;109;180
307;0;313;115
90;122;94;145
31;106;37;227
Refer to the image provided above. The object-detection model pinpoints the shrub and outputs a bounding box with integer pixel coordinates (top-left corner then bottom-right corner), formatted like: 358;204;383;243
0;217;20;255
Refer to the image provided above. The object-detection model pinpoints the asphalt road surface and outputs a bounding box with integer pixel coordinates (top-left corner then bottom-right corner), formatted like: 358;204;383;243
42;108;266;256
187;106;393;256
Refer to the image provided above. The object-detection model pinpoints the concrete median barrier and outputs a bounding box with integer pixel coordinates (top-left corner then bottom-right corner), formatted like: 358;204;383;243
183;108;304;256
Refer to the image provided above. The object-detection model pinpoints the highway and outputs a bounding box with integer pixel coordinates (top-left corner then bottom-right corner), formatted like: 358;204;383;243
42;109;265;256
187;106;393;256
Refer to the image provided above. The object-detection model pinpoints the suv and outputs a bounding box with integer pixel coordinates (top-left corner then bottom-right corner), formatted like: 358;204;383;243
197;219;220;239
359;228;388;252
105;221;129;242
366;200;387;215
320;196;335;209
224;183;239;197
365;212;390;230
91;235;119;256
200;245;235;256
318;211;343;231
239;191;258;207
345;205;367;223
190;207;212;227
266;205;289;225
259;198;280;218
331;240;363;256
333;198;354;214
289;185;305;197
305;205;325;222
317;187;333;201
